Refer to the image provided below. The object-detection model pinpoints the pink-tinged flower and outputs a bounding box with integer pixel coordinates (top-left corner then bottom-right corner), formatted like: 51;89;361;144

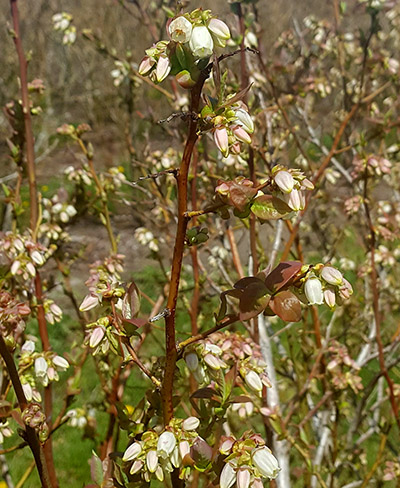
50;303;62;319
219;437;235;455
245;371;263;392
169;16;193;43
156;55;171;83
89;327;105;348
274;170;294;193
251;479;264;488
185;352;199;372
175;70;196;89
157;431;176;458
214;126;229;157
301;178;314;190
321;266;343;286
231;142;242;154
252;447;280;479
232;125;252;144
204;353;221;370
182;416;200;431
304;276;324;305
14;239;24;251
189;25;214;58
323;289;336;308
79;294;99;312
237;467;251;488
123;441;142;462
138;56;155;76
207;18;231;42
235;108;254;133
155;465;164;482
22;382;33;401
220;462;236;488
179;440;190;459
31;250;44;266
338;278;353;299
283;189;305;211
146;450;158;473
10;260;21;275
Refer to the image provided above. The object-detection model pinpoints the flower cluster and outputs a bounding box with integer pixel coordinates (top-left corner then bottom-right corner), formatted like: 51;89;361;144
326;340;363;393
122;417;202;482
301;264;353;308
351;154;392;180
52;12;76;45
1;232;48;281
185;331;270;395
219;432;280;488
138;9;230;87
39;195;77;241
0;421;13;444
134;227;160;253
0;290;30;340
79;254;125;312
271;165;314;211
205;102;254;158
19;340;69;400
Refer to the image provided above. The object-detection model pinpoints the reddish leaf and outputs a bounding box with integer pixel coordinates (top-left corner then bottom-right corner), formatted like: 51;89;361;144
231;395;253;403
265;261;303;292
191;388;216;399
229;185;257;212
239;281;270;321
269;290;302;322
234;276;264;290
122;281;141;319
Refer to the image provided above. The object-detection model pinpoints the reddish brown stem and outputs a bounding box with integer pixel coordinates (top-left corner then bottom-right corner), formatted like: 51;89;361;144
0;335;52;488
162;77;206;425
189;148;200;337
226;227;244;278
363;171;400;431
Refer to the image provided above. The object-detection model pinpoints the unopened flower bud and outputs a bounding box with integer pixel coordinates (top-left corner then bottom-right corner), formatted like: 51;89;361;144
245;371;263;392
232;125;252;144
219;437;234;455
204;353;221;370
146;450;158;473
283;189;305;211
155;465;164;482
237;467;251;488
189;25;213;58
304;276;324;305
214;127;229;157
156;55;171;83
21;340;35;353
323;288;336;308
123;442;142;462
157;431;176;458
11;260;21;275
169;16;193;43
207;18;231;42
138;56;155;75
220;462;236;488
182;416;200;431
185;352;199;372
129;459;143;475
175;70;196;89
79;294;99;312
274;171;294;194
179;440;190;459
252;447;280;479
90;327;105;348
35;357;48;378
235;108;254;133
321;266;343;286
53;355;69;370
31;250;44;266
26;262;36;277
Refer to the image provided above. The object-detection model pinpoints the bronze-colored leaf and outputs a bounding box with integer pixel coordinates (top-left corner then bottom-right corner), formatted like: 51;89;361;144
269;290;302;322
239;281;270;321
265;261;302;292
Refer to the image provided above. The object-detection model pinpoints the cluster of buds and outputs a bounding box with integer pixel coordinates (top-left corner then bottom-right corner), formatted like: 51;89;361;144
122;417;202;482
351;154;392;180
19;340;69;393
326;340;363;393
0;290;30;340
134;227;160;253
52;12;76;45
22;403;49;442
205;102;254;158
145;147;179;172
111;60;131;87
219;433;280;487
271;165;314;211
184;332;270;395
138;9;230;88
1;232;48;281
301;264;353;308
79;254;125;312
42;196;77;225
102;167;127;192
43;299;63;324
84;316;114;355
64;164;93;187
65;407;95;429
